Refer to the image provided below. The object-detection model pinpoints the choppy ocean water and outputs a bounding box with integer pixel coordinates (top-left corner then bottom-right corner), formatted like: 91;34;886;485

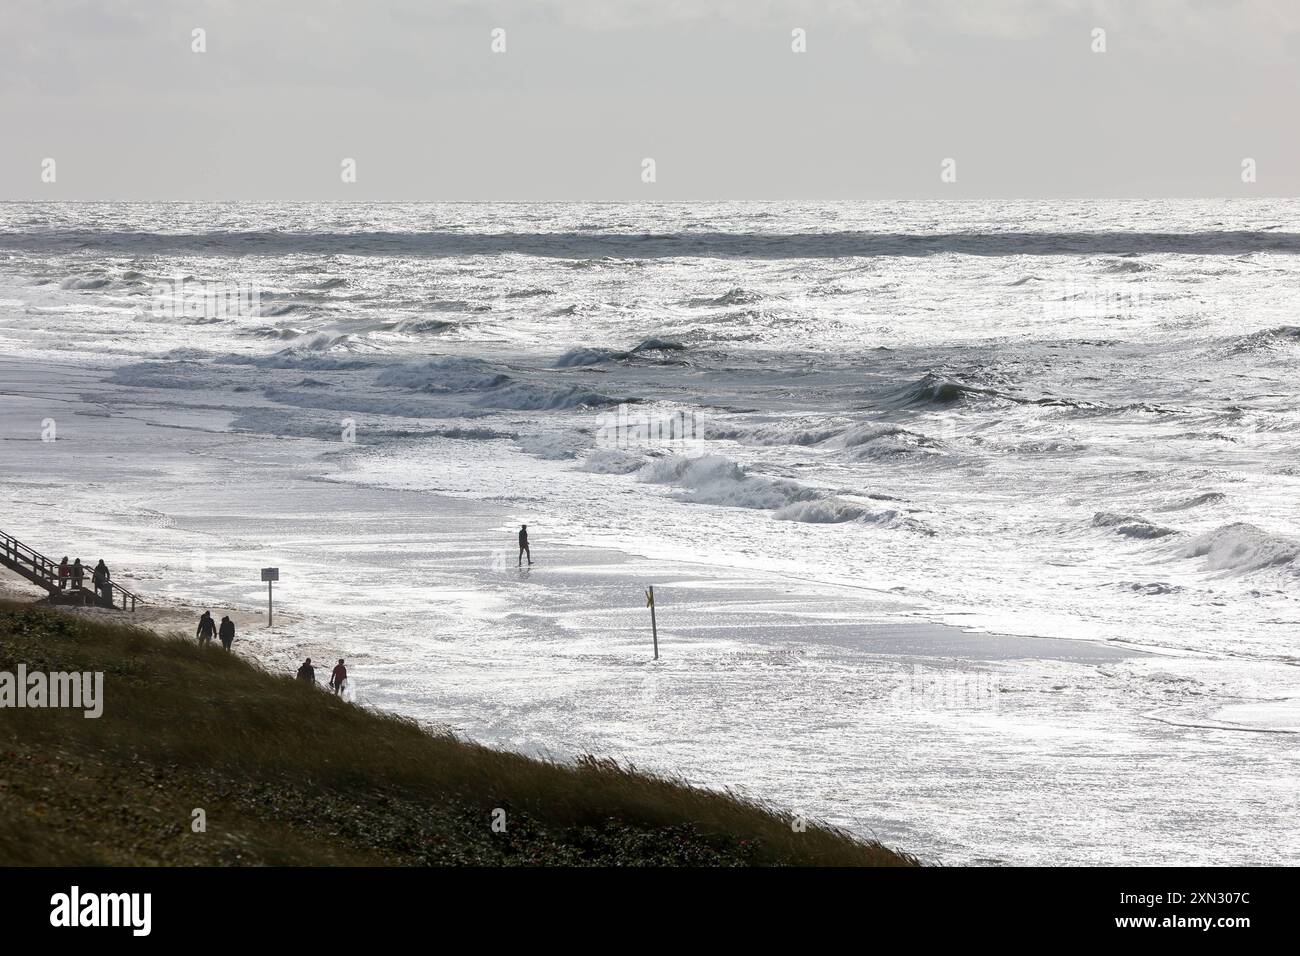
2;200;1299;863
4;200;1298;656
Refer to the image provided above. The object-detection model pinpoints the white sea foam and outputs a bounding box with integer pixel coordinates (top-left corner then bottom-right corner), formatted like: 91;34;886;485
1180;523;1300;575
6;199;1300;865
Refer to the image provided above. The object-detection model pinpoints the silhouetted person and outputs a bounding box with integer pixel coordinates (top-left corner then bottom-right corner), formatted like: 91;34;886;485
58;557;69;591
71;558;84;590
218;615;235;652
297;658;316;685
92;559;111;606
330;659;348;696
518;524;531;566
196;610;216;646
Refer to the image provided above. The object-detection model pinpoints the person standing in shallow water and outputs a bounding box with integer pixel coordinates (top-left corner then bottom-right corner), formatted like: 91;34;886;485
218;615;235;652
518;524;532;566
196;611;216;646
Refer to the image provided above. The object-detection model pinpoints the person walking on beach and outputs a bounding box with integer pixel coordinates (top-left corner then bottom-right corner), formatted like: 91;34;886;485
330;659;348;696
71;558;84;591
58;557;69;591
218;615;235;652
518;524;532;566
196;610;217;646
297;658;316;685
92;559;111;605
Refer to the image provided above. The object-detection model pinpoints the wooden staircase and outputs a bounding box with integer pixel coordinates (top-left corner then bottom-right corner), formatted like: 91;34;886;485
0;529;141;611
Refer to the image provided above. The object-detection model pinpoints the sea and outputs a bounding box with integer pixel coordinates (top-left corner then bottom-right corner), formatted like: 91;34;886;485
2;200;1298;864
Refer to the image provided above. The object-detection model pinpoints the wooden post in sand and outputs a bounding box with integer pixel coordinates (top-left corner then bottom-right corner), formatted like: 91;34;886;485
646;586;658;660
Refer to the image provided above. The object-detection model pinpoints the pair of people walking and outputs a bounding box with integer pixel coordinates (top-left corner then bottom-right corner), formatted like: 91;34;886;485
196;610;235;651
297;657;348;696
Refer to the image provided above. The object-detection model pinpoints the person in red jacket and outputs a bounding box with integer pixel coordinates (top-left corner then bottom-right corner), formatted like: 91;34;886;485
330;659;348;696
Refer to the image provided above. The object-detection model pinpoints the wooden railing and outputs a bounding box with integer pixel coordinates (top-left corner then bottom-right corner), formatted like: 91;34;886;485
0;529;141;612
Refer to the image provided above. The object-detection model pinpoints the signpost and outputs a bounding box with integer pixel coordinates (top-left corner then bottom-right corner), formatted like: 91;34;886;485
262;567;279;627
646;585;658;660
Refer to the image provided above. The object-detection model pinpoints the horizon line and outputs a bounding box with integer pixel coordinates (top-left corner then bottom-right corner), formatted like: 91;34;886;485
1;196;1296;205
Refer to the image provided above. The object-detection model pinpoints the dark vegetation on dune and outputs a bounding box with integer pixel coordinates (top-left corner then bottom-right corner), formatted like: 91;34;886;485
0;603;914;866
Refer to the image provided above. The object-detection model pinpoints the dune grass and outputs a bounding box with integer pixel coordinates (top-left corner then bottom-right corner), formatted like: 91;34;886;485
0;601;915;866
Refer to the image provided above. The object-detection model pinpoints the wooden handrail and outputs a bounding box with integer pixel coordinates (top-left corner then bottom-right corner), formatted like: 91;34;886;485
0;528;141;611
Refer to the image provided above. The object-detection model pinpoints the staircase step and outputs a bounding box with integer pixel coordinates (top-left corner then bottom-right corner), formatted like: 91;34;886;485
2;529;140;611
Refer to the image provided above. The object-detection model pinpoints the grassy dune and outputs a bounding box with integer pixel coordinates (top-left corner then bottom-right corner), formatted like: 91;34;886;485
0;602;915;866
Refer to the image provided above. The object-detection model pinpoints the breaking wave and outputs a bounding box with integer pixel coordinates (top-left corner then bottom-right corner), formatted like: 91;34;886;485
1092;512;1177;540
634;454;930;531
880;372;1000;409
1180;523;1300;575
477;382;621;411
221;345;375;370
245;326;309;340
376;357;511;392
772;499;871;523
393;318;457;334
555;338;688;368
707;419;940;458
707;420;844;447
637;454;821;510
261;303;309;317
60;275;113;290
580;449;646;474
377;357;622;410
831;423;944;459
1100;258;1157;274
690;288;766;307
1224;325;1300;355
1155;492;1227;512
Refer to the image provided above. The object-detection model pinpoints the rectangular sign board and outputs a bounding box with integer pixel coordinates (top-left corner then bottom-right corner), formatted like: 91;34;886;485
261;567;279;582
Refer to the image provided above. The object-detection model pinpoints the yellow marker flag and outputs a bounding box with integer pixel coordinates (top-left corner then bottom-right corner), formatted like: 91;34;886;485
645;589;654;608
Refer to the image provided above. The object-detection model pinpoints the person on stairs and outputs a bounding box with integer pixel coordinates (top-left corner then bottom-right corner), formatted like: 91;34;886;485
92;559;112;607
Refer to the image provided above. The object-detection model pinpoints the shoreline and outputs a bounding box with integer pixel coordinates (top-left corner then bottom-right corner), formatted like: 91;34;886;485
4;357;1300;864
1;600;916;867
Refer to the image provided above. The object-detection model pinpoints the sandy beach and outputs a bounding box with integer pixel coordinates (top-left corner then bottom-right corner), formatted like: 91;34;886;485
4;356;1299;865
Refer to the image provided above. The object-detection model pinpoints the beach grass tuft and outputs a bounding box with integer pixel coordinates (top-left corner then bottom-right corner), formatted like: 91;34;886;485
0;601;915;866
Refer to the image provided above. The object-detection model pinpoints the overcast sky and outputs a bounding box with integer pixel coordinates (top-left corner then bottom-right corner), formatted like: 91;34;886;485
2;0;1298;200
